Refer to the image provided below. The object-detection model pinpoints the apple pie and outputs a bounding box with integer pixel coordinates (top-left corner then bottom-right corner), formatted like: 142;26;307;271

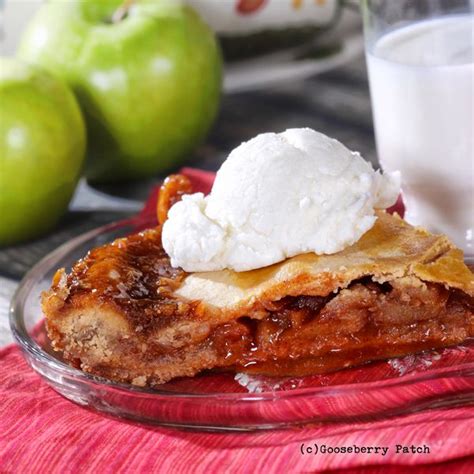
42;178;474;386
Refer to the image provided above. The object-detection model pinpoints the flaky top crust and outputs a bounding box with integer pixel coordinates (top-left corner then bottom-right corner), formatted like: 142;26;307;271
176;212;474;315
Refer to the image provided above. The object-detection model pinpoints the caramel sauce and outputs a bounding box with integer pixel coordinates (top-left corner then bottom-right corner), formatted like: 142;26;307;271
157;174;192;225
54;177;197;335
60;227;194;334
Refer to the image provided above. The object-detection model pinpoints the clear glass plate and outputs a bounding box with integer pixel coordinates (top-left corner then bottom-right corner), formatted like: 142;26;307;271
10;218;474;431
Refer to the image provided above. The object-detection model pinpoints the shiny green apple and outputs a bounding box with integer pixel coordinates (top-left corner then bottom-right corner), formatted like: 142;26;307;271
18;0;222;183
0;58;86;246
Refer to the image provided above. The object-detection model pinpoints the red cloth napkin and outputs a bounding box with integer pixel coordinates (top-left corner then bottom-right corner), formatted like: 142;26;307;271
1;168;473;474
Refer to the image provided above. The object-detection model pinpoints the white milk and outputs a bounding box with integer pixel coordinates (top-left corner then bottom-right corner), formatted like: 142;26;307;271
367;15;474;256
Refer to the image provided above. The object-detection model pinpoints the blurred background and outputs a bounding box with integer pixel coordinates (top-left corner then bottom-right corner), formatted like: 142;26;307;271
0;0;369;341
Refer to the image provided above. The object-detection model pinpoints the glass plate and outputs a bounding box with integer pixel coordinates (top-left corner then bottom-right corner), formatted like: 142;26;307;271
10;218;474;431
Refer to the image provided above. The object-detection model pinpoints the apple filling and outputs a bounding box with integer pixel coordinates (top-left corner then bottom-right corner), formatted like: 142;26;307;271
200;277;474;377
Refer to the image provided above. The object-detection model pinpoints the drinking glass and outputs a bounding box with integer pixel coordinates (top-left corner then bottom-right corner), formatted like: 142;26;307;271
362;0;474;258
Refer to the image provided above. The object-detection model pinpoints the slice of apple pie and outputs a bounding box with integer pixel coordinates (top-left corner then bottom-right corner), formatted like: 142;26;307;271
42;180;474;386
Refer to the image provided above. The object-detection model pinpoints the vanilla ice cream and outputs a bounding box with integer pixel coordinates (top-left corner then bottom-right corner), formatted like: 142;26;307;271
162;128;400;272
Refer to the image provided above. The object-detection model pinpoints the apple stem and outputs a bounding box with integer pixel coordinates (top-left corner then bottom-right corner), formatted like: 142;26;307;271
111;0;135;23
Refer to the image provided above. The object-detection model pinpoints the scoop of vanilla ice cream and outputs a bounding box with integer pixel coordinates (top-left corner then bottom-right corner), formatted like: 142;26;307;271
162;128;400;272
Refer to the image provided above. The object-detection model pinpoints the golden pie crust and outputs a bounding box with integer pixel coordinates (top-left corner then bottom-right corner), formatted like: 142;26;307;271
42;211;474;386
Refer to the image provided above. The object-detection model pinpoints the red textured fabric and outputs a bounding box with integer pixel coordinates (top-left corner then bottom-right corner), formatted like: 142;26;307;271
1;168;473;474
2;345;474;473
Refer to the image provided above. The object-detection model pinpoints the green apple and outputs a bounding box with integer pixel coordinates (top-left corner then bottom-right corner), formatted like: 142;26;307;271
0;58;86;246
18;0;222;183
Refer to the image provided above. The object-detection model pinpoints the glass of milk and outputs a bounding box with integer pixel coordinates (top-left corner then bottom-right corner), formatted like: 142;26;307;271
362;0;474;258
